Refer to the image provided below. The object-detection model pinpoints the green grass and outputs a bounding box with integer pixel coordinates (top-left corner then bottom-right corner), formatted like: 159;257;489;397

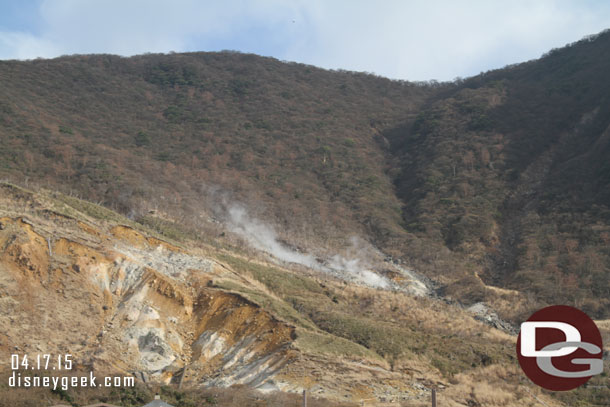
136;215;198;242
216;253;324;296
213;257;387;363
50;192;132;224
35;187;185;248
214;252;511;376
0;182;35;196
213;279;318;331
295;328;383;361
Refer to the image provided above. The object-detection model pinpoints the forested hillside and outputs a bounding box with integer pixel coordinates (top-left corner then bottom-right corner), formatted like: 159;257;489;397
386;29;610;318
1;29;609;320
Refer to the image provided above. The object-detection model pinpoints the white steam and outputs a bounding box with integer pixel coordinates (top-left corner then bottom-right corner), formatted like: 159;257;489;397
327;254;390;289
225;204;390;289
227;205;319;269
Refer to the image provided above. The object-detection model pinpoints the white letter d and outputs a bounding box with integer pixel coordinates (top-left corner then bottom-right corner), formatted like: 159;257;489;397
521;321;581;357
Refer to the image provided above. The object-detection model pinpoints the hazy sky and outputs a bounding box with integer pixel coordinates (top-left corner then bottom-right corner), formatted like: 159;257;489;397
0;0;609;81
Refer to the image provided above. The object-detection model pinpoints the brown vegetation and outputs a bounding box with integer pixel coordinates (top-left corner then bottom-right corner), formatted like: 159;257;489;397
1;32;609;321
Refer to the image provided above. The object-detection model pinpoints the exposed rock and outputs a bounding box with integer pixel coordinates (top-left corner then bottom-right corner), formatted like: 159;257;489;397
467;302;517;335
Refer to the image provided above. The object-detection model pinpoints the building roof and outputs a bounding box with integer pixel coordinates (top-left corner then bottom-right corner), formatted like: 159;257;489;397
141;401;175;407
51;403;121;407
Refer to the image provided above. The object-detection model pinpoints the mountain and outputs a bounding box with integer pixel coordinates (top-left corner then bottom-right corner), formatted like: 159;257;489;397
0;182;582;407
0;50;434;286
386;29;610;318
0;29;609;406
2;30;609;321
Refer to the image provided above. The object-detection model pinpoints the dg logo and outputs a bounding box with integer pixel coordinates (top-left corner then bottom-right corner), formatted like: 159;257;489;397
517;305;604;391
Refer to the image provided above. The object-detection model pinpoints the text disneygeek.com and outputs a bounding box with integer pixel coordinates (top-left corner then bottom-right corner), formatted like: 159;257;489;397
9;354;134;390
9;371;135;391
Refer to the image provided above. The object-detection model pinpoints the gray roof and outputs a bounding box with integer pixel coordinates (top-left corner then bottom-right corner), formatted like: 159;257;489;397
142;401;175;407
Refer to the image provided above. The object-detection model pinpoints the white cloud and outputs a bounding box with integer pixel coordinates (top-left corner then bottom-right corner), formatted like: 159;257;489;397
0;0;608;80
283;0;610;80
0;31;60;59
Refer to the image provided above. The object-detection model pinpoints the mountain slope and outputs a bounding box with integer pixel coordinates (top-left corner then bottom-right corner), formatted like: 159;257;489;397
0;51;433;252
0;29;609;325
385;29;610;318
1;182;585;407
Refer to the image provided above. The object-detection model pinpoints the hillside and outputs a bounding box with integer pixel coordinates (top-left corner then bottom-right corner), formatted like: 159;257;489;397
2;182;598;407
0;26;608;388
385;29;610;319
2;31;609;322
0;50;433;249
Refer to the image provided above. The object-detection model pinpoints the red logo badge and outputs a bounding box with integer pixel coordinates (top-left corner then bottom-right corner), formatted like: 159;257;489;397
517;305;603;391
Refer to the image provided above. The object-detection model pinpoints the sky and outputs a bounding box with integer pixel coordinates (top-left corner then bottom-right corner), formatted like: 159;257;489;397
0;0;609;81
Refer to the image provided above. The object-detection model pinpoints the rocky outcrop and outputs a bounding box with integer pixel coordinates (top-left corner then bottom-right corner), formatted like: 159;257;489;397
0;212;295;389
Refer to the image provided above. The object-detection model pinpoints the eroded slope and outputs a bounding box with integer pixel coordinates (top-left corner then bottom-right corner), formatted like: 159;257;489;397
0;183;573;406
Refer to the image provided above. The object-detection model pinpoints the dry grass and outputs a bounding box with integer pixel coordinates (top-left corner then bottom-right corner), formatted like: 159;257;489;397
0;370;357;407
441;365;564;407
596;319;610;351
3;183;605;406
